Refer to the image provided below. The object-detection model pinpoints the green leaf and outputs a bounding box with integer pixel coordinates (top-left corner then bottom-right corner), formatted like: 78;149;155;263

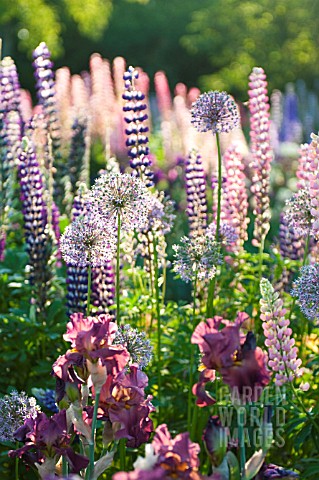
245;449;266;480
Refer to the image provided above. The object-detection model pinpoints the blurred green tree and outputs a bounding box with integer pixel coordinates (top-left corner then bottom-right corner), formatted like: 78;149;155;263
182;0;319;98
0;0;147;57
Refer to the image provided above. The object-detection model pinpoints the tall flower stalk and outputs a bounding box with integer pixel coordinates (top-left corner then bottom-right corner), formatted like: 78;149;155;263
248;67;273;279
191;90;240;316
18;137;54;316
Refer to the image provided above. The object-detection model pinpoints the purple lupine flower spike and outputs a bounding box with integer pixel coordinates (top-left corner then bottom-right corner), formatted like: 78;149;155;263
222;144;249;250
32;42;60;152
260;278;304;386
275;213;305;292
66;185;90;316
66;117;89;203
18;137;53;313
33;42;65;205
123;66;154;187
249;67;273;247
0;56;22;115
92;261;115;314
279;213;305;261
185;149;207;238
0;57;23;261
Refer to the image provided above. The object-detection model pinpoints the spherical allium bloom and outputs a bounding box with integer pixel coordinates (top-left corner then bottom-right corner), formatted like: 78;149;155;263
113;424;201;480
284;188;314;237
90;173;152;231
142;191;175;236
60;214;116;267
191;313;270;403
0;390;40;442
114;324;153;369
291;264;319;321
172;235;222;283
260;278;303;386
191;91;240;134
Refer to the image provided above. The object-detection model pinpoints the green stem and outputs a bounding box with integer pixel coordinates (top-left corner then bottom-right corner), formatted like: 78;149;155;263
206;132;222;317
86;264;91;317
258;235;265;284
15;442;19;480
62;456;68;477
287;380;319;453
162;259;167;308
187;272;198;432
116;214;121;324
119;438;126;471
86;390;101;480
215;132;222;242
153;236;162;419
237;407;246;480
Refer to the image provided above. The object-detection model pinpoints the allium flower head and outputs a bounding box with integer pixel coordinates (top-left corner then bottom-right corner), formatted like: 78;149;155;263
191;91;240;134
90;173;152;231
291;264;319;322
173;235;222;283
284;188;314;237
142;191;175;235
114;324;153;369
0;390;40;442
60;213;116;267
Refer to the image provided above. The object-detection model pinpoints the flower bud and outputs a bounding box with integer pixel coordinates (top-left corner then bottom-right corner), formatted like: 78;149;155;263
203;415;228;467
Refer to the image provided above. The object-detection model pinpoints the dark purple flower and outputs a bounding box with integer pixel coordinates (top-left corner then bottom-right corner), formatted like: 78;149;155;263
257;463;299;479
123;66;154;187
53;313;130;384
9;410;89;474
185;149;207;238
98;365;154;448
203;416;228;467
192;314;270;402
18;137;53;313
113;424;202;479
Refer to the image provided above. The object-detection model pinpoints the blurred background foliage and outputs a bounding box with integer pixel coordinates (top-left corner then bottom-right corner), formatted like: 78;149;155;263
1;0;319;99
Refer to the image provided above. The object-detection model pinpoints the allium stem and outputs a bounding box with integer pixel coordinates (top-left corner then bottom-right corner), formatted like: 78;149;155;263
206;132;222;317
153;236;162;420
87;390;101;480
119;438;126;471
62;455;68;476
116;213;121;324
237;407;246;480
215;132;222;243
87;264;92;317
15;442;19;480
187;272;198;432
